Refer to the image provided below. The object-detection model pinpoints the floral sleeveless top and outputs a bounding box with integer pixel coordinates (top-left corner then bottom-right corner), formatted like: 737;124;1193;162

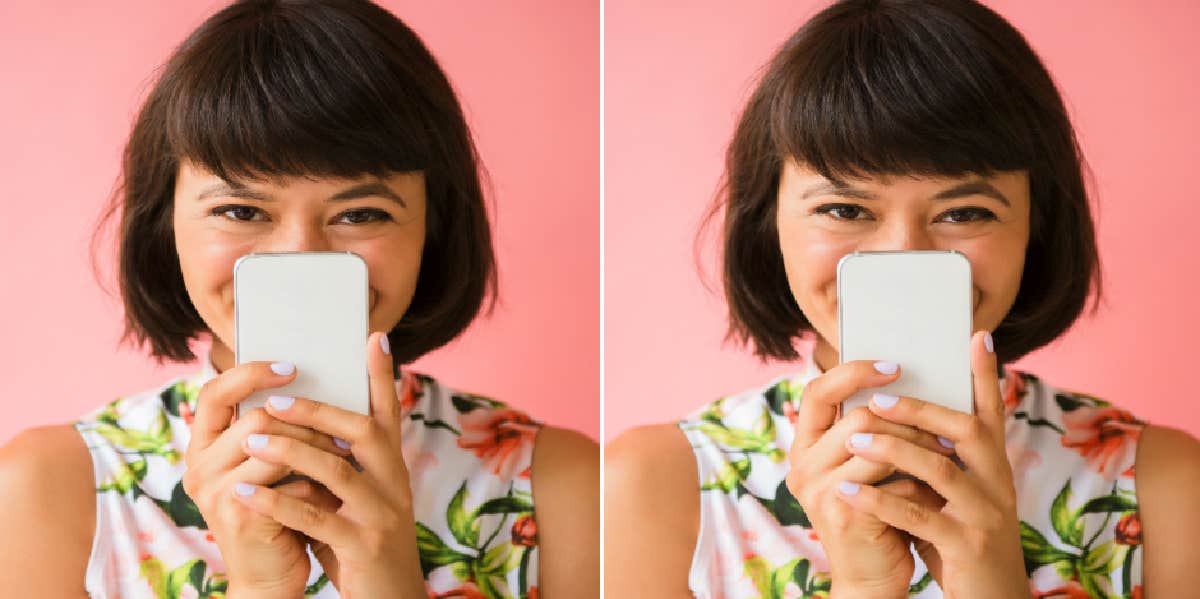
678;354;1147;599
72;351;543;598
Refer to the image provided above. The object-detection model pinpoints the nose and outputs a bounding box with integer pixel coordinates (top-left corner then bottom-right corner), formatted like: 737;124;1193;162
261;221;332;253
862;217;935;252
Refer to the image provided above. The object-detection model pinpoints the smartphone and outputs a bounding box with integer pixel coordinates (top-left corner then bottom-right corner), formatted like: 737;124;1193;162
837;250;974;418
233;252;371;486
234;251;371;420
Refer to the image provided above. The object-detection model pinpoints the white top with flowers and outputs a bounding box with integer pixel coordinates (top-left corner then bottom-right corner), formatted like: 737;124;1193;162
72;350;542;598
677;354;1146;599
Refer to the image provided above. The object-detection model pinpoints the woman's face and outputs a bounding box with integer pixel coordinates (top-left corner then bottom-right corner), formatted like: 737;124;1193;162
775;158;1031;370
172;159;427;370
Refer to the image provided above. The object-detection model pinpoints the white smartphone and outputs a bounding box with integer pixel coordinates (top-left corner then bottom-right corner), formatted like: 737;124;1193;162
233;251;371;420
837;250;974;418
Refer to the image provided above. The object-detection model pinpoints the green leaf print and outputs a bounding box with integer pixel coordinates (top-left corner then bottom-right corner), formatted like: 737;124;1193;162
416;521;473;576
474;542;526;599
701;457;751;492
770;479;811;528
1019;521;1076;574
448;481;482;547
744;556;827;599
691;404;786;462
140;557;227;598
1078;494;1139;515
165;480;209;529
160;381;200;418
1050;480;1085;547
475;494;535;516
763;378;804;418
98;457;148;495
92;407;183;464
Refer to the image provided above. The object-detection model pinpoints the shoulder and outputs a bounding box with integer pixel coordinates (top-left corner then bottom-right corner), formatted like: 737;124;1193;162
604;424;698;597
606;423;698;513
0;424;95;594
530;426;599;598
1134;424;1200;590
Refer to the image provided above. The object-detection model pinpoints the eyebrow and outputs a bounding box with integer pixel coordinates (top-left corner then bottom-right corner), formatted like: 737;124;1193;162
800;179;1012;207
196;180;408;207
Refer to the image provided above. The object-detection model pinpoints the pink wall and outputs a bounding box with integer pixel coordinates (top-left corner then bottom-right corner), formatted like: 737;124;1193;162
0;1;599;443
605;0;1200;441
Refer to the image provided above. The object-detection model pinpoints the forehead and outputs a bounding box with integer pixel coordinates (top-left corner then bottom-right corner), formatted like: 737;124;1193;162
781;157;1029;201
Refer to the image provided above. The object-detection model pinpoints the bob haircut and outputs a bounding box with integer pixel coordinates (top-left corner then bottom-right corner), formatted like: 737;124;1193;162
94;0;496;368
713;0;1102;366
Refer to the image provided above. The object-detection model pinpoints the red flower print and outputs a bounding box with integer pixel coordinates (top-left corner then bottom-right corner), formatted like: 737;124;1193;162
1132;584;1143;599
1002;369;1026;415
399;371;424;411
432;583;487;599
1060;405;1144;479
179;401;195;426
1033;580;1091;598
528;587;539;599
783;401;798;425
512;514;538;547
1115;512;1142;545
457;408;539;479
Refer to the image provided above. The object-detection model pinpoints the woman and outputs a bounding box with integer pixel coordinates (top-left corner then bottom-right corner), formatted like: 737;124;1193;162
0;1;598;597
606;0;1199;597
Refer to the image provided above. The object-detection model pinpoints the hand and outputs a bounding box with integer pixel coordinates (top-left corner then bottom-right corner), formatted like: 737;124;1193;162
835;330;1032;599
231;331;426;599
183;360;357;597
786;358;960;597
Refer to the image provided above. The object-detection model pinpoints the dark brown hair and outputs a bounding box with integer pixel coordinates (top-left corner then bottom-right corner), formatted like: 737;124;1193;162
709;0;1102;365
92;0;496;368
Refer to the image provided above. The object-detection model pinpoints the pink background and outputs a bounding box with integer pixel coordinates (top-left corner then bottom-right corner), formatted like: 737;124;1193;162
605;0;1200;441
0;1;599;444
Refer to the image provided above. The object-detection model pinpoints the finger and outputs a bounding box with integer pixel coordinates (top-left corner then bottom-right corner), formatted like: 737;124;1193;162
845;433;988;518
865;391;1007;475
240;433;376;511
231;480;356;549
368;331;403;436
190;361;297;452
793;360;901;448
804;406;956;474
274;478;343;513
835;477;958;547
206;407;353;472
263;394;403;486
970;330;1005;445
877;478;946;512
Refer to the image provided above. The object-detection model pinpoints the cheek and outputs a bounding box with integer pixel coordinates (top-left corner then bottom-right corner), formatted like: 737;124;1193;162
348;234;424;324
778;221;856;304
174;226;253;313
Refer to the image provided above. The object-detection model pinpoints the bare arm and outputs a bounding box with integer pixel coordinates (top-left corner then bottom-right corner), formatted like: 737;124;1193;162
604;424;699;598
0;424;96;597
1136;423;1200;597
531;425;600;598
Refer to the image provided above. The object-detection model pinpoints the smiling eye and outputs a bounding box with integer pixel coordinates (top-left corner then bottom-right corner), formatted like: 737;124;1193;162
939;207;998;223
336;208;394;225
814;203;869;221
211;205;266;222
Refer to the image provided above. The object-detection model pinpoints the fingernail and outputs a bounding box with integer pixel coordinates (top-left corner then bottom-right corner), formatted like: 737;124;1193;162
234;482;256;496
938;436;955;449
270;362;295;376
246;433;269;449
850;432;873;448
871;393;899;408
838;481;861;495
873;361;898;375
267;395;295;410
380;334;391;355
984;332;994;353
334;437;351;450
